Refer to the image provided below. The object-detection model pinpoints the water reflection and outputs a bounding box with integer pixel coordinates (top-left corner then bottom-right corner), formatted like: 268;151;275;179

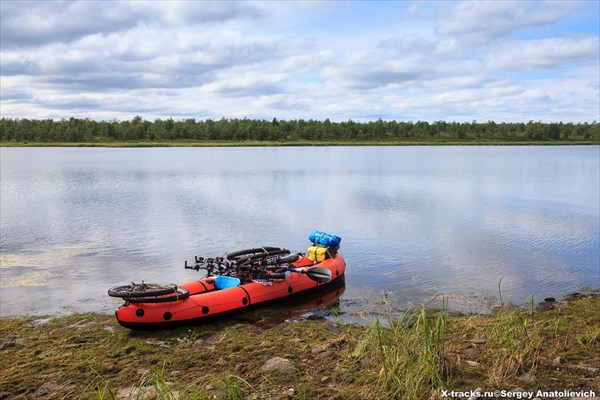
250;281;346;328
1;146;598;316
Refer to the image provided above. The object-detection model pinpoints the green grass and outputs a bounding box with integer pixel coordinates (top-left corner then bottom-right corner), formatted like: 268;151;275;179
352;303;448;399
480;303;541;385
445;296;600;392
1;297;598;399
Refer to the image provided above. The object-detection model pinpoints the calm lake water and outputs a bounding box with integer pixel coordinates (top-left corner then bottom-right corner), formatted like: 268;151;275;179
1;146;599;318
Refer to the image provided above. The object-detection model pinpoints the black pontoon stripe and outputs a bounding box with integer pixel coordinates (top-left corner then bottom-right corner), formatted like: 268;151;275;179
117;275;345;330
239;286;252;305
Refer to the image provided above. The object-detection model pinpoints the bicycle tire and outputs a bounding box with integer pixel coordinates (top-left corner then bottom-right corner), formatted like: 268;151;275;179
227;247;282;260
249;271;287;281
126;288;190;303
276;253;300;264
267;272;286;280
108;283;178;298
237;249;291;265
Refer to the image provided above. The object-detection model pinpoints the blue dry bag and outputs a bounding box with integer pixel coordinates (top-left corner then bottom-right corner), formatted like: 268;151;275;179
214;275;241;289
308;230;342;246
308;230;325;244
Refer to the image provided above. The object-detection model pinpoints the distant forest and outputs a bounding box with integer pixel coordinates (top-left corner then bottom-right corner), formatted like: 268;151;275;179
1;117;598;143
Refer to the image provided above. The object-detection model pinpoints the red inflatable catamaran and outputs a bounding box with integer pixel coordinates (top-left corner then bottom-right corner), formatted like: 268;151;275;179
109;231;345;329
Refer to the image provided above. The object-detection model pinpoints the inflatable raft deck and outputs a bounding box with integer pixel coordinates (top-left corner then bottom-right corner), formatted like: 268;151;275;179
114;254;345;329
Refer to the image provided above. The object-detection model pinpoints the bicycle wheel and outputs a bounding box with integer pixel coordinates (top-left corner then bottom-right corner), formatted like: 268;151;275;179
226;247;282;260
108;283;178;298
237;249;291;266
267;272;286;280
126;288;190;303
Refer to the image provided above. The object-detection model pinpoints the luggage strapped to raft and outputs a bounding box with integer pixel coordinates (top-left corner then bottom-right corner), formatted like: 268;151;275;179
307;230;341;263
108;231;342;303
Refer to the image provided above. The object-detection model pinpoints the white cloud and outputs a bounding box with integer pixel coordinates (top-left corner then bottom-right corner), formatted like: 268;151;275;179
202;74;287;97
0;0;598;122
0;1;137;47
487;36;599;71
317;47;435;93
0;1;264;48
436;0;577;44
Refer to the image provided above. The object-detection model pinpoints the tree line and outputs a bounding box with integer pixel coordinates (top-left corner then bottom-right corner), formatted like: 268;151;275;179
1;117;598;143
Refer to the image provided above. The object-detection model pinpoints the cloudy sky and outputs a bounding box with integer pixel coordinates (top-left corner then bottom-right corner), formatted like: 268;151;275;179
1;0;598;122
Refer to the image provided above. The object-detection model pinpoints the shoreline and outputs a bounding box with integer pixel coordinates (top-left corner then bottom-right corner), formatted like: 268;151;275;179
1;139;599;147
1;294;598;399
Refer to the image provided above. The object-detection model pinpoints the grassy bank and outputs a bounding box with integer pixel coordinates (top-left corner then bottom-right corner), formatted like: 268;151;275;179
1;139;598;147
1;296;598;399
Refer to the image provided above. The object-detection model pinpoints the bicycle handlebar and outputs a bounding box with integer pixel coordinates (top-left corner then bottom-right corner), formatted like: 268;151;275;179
185;251;303;281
